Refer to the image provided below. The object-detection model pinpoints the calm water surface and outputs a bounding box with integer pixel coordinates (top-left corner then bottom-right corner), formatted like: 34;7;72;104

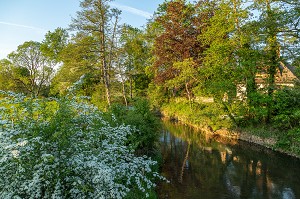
158;121;300;199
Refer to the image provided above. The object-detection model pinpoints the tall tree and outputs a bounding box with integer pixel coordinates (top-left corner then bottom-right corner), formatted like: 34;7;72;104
51;34;99;96
251;0;296;121
152;0;205;99
8;41;56;97
199;0;242;97
166;59;198;105
119;25;151;99
41;27;69;62
70;0;121;106
198;0;257;123
276;0;300;74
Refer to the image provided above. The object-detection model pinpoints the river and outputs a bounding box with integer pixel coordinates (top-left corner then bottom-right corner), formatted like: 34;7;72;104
157;120;300;199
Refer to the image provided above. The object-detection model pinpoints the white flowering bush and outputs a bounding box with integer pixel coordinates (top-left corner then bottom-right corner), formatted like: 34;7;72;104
0;91;163;198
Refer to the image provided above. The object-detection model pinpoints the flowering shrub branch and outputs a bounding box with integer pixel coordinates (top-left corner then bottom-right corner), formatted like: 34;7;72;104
0;91;163;198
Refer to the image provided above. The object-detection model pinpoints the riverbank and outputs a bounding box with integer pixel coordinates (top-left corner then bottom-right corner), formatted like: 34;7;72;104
158;119;300;199
161;110;300;159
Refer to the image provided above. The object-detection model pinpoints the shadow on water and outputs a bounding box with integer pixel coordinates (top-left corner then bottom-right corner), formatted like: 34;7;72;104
157;120;300;199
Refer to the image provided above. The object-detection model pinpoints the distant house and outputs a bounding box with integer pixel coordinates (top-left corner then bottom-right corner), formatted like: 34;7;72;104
237;62;299;100
275;61;299;86
194;62;299;102
255;61;298;87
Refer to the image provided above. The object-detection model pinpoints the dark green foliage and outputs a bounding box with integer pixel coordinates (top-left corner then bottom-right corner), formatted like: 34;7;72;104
236;87;300;155
239;88;300;128
133;74;151;94
243;92;273;124
14;66;30;77
41;28;68;62
104;99;161;155
276;128;300;155
272;88;300;130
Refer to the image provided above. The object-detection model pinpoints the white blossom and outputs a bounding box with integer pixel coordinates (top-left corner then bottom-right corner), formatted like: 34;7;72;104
0;91;164;198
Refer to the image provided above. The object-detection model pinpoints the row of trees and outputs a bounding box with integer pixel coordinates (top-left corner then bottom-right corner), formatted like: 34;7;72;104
0;0;299;120
0;28;68;97
149;0;299;123
0;0;150;108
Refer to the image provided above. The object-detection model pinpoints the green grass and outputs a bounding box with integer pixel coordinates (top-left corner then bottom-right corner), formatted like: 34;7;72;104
238;125;281;139
161;99;234;131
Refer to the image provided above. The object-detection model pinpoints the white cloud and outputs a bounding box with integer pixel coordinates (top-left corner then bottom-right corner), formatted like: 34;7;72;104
110;2;152;19
0;21;46;32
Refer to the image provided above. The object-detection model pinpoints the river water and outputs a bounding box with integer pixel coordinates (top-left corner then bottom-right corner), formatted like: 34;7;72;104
158;120;300;199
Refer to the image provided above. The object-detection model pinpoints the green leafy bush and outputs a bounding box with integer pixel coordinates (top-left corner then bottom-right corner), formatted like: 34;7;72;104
276;128;300;155
0;91;163;198
104;99;161;156
271;88;300;130
245;92;272;124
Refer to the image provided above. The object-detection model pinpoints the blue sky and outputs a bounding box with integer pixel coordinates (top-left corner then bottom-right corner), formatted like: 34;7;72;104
0;0;164;59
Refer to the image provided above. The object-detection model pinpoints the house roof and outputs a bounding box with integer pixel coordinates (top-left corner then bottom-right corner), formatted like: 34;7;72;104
255;61;299;85
279;61;299;79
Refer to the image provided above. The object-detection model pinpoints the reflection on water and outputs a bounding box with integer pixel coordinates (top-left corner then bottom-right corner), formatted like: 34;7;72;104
158;120;300;199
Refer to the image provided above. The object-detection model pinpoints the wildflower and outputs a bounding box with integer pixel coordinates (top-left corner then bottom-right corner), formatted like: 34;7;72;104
0;91;163;198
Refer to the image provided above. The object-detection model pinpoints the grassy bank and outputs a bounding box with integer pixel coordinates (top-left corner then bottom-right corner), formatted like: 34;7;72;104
160;98;300;159
161;99;234;131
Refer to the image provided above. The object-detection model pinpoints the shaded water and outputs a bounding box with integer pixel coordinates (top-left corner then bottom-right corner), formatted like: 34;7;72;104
158;120;300;199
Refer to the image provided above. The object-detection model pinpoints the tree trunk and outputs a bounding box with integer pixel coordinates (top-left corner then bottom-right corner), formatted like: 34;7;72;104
265;0;279;123
185;82;192;107
101;42;111;106
267;43;278;97
246;75;257;104
129;77;133;99
99;5;111;106
122;80;128;106
108;11;119;84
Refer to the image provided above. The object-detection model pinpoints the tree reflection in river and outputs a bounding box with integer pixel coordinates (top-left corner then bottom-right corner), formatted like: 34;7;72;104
158;120;300;199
